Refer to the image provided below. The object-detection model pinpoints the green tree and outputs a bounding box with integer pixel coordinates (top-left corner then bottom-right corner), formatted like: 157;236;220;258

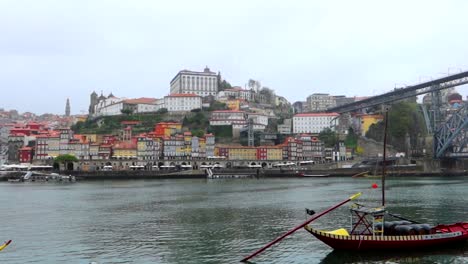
344;127;358;149
219;80;232;91
121;108;133;115
54;154;79;171
319;128;338;148
157;108;168;114
366;101;426;152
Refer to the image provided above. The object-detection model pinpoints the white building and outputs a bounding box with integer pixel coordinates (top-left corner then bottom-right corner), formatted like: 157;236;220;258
170;66;219;97
94;97;162;117
164;94;202;112
210;110;247;129
247;113;268;131
293;113;340;134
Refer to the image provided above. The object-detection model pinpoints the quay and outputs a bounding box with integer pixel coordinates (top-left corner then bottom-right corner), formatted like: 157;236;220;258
1;167;466;181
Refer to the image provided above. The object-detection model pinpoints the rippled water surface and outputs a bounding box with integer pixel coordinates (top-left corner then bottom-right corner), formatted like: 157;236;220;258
0;176;467;263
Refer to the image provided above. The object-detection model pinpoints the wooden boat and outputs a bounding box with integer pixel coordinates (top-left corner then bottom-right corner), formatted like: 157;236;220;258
305;217;468;251
304;110;468;251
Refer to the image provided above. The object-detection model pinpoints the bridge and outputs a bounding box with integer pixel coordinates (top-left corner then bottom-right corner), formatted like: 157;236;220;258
434;105;467;158
326;71;468;159
327;71;468;113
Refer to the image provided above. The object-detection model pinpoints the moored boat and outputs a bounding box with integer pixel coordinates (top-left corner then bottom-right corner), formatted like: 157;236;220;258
304;109;468;251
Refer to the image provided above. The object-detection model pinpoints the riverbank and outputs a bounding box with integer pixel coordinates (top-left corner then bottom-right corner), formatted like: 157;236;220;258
1;167;467;181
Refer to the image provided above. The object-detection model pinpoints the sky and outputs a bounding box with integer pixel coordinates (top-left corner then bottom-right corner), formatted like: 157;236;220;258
0;0;467;115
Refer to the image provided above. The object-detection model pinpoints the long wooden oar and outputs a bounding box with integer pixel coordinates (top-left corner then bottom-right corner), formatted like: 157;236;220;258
0;240;12;252
241;192;362;262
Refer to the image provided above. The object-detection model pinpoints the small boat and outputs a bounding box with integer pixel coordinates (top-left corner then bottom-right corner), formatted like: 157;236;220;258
0;240;12;251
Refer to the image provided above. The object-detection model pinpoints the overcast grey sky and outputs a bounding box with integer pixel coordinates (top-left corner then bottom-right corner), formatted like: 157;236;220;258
0;0;467;115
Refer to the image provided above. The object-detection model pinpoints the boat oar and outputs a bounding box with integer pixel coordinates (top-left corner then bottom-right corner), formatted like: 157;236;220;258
240;192;362;262
387;212;420;224
0;240;12;252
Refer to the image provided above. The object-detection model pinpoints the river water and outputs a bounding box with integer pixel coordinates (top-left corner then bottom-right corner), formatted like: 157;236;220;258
0;176;467;264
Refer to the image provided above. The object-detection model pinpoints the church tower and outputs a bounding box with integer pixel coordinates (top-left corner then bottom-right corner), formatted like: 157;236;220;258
65;98;71;117
89;91;98;115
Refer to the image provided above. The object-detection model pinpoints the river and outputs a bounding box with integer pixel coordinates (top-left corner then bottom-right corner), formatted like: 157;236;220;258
0;176;467;263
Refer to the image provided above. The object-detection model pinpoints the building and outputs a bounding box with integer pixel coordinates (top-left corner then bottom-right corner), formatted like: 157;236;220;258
137;136;160;162
94;97;161;117
306;93;336;112
170;66;219;97
19;147;33;163
292;101;308;114
35;133;60;160
65;98;70;117
333;95;355;107
293;113;340;134
154;122;182;137
164;94;202;112
278;119;292;134
205;134;215;157
355;114;384;136
209;110;247;128
112;141;137;160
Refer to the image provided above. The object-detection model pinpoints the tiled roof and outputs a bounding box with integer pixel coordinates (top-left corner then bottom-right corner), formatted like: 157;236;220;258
294;113;339;117
123;97;157;104
113;141;137;149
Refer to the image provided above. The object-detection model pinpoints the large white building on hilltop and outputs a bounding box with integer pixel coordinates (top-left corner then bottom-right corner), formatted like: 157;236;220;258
293;113;340;134
170;66;219;97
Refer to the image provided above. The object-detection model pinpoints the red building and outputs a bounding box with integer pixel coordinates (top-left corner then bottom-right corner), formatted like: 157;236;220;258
19;147;33;163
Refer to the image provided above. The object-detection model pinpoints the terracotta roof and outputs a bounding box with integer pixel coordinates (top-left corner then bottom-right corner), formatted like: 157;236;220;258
121;121;142;125
20;147;32;150
294;113;339;117
113;141;137;149
123;97;157;104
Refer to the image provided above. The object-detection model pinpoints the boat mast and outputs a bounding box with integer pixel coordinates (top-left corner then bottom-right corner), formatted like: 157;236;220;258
382;108;389;207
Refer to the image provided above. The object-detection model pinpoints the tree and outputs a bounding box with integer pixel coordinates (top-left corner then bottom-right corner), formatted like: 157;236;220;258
344;127;358;149
121;108;133;115
319;128;338;148
157;108;168;114
54;154;78;171
219;80;232;91
365;101;426;152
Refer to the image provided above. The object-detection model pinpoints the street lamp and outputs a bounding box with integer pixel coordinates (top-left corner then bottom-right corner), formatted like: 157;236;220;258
447;67;462;75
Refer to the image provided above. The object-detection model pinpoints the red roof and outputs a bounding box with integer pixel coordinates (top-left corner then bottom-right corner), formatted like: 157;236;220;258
121;120;142;125
123;97;157;104
20;147;32;150
113;141;137;149
166;93;200;97
294;113;339;117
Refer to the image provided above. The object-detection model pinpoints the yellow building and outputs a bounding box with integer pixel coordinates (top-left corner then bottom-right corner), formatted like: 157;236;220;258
113;141;137;158
228;146;257;160
266;147;282;160
82;133;98;143
226;99;241;111
359;114;383;136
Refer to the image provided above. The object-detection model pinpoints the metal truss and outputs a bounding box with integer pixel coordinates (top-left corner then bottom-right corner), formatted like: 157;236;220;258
434;105;468;158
